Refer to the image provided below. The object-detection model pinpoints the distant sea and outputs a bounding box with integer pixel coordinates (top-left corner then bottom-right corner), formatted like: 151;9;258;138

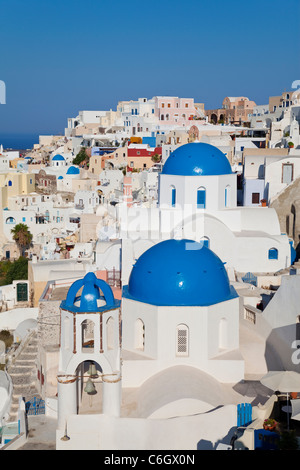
0;133;40;151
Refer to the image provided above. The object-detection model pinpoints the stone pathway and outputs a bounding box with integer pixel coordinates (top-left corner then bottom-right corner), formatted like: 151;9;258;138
6;330;41;422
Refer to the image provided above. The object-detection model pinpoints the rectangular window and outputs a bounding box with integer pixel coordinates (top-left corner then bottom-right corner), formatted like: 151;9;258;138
171;187;176;207
252;193;260;204
176;326;189;356
282;164;293;184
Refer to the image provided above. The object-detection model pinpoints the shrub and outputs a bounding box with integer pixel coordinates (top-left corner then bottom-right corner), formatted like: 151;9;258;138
0;330;13;350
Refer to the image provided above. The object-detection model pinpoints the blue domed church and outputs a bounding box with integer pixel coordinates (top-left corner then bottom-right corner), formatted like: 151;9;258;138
121;239;244;388
57;240;245;449
120;142;291;282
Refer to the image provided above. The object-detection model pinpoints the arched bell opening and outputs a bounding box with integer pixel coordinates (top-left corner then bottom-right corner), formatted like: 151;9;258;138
76;360;104;415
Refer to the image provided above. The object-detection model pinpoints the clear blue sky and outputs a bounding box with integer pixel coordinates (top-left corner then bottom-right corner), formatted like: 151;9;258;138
0;0;300;136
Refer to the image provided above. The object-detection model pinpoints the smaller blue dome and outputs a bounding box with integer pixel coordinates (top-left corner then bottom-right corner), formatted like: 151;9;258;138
162;143;232;176
61;272;120;312
123;239;237;307
57;175;63;179
52;154;65;161
66;165;80;175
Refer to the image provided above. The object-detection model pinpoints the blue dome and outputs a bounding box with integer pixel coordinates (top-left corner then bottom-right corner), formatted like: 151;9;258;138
123;239;237;306
161;143;232;176
66;166;80;175
52;154;65;161
61;272;120;312
57;175;63;179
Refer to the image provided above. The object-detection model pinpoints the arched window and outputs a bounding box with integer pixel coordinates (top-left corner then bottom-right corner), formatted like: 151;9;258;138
106;316;114;350
134;318;145;351
176;324;189;357
171;185;176;207
166;114;169;121
197;187;206;209
81;319;95;351
225;185;231;208
161;114;164;121
8;180;12;187
268;248;278;260
6;217;16;224
218;318;228;350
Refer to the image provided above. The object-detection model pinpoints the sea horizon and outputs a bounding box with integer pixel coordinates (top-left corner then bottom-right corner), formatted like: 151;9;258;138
0;132;61;151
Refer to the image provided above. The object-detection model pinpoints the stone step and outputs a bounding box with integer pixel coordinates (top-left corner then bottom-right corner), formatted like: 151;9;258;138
6;331;41;422
10;367;33;375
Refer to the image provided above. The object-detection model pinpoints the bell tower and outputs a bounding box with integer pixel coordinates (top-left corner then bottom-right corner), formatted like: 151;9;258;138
57;272;122;432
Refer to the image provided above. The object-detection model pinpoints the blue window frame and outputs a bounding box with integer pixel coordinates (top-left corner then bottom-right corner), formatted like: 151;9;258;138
268;248;278;260
197;188;206;209
225;186;231;207
171;187;176;207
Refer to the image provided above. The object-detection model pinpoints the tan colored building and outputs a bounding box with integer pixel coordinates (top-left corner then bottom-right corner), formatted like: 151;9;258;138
269;91;294;112
71;176;98;192
89;146;128;174
206;96;256;125
164;129;190;145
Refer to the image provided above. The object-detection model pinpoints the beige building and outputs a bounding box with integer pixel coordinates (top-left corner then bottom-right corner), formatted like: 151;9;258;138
164;129;190;145
206;96;256;125
89;146;128;174
28;258;93;307
0;173;35;209
71;175;98;192
269;91;294;113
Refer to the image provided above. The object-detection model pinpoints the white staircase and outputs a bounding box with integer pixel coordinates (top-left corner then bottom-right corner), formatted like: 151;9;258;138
6;331;41;422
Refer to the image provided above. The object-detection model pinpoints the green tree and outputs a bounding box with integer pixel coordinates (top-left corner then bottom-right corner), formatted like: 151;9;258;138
151;153;162;163
0;258;29;286
11;223;33;257
73;147;88;165
4;257;28;284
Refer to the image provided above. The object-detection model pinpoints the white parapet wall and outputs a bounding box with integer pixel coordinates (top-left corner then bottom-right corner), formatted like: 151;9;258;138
56;404;237;450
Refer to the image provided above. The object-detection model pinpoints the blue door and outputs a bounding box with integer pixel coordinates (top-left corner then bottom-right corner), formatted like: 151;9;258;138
254;429;279;450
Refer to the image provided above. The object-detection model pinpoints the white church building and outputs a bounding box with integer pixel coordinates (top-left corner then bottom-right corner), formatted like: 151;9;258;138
118;142;292;283
56;240;246;450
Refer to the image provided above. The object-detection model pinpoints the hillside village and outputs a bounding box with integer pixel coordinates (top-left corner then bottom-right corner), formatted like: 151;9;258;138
1;91;300;450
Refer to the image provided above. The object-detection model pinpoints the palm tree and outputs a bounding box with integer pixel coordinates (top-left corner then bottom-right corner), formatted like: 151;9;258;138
11;223;33;257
